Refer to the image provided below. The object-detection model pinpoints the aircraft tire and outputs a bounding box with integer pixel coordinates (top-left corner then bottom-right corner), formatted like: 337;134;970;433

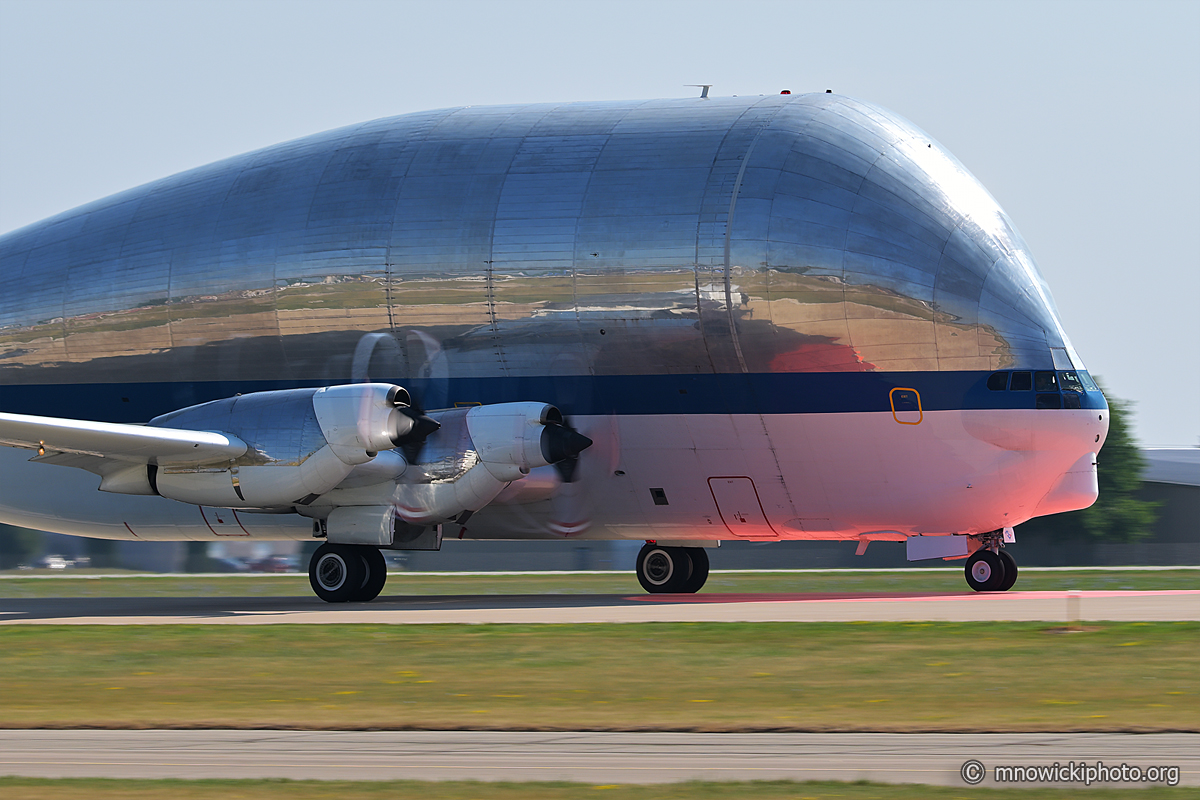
678;547;709;593
353;547;388;602
997;549;1018;592
309;543;367;603
964;549;1006;592
636;543;691;593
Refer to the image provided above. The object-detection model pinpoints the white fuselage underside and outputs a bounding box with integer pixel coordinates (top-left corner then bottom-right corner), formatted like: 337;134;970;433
0;408;1104;543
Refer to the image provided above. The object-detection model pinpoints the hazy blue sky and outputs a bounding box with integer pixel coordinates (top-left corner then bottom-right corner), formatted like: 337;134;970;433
1;0;1196;445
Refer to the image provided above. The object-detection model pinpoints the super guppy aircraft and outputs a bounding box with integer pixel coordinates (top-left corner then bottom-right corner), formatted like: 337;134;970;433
0;92;1108;600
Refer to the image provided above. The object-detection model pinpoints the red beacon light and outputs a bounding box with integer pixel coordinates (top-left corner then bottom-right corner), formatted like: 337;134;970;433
780;90;791;95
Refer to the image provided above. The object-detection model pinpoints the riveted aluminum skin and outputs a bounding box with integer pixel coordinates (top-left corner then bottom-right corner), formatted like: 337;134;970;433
0;93;1084;408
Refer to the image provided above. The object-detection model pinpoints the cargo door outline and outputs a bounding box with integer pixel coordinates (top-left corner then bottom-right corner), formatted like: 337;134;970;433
707;476;779;539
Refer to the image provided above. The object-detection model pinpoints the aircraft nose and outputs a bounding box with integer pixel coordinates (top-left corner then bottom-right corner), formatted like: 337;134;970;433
1095;393;1111;450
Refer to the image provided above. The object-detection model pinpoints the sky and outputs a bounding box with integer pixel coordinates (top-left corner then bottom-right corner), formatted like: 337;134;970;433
1;0;1197;446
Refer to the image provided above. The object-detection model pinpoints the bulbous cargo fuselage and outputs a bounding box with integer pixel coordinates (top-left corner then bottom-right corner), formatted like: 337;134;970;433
0;93;1107;544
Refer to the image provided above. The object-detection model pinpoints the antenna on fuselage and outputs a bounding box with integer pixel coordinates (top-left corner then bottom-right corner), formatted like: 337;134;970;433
685;84;712;99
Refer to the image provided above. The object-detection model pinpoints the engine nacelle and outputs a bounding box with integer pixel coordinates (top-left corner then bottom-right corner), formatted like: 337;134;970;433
120;387;586;521
386;403;593;525
465;403;586;481
313;384;415;465
143;383;427;508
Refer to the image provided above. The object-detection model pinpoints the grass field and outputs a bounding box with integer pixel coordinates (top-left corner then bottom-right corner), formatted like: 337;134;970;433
1;568;1196;598
1;778;1195;800
1;622;1195;732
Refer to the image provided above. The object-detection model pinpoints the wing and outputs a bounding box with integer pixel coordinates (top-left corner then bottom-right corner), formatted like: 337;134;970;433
0;412;246;467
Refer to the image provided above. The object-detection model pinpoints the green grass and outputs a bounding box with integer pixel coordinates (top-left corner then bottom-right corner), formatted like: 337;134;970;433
0;568;1195;599
1;778;1196;800
1;622;1196;732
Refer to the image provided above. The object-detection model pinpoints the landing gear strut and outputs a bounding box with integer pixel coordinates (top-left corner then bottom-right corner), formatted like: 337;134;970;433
964;540;1018;593
309;543;388;602
636;543;709;594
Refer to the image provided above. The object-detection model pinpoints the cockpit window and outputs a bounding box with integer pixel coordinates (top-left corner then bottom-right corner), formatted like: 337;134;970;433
987;372;1009;391
1009;372;1032;391
1036;393;1062;409
1058;371;1084;393
1078;371;1099;392
1034;371;1058;392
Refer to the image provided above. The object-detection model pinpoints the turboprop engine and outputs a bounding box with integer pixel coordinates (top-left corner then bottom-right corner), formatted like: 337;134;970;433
313;402;593;547
384;402;593;527
121;383;437;508
93;383;592;537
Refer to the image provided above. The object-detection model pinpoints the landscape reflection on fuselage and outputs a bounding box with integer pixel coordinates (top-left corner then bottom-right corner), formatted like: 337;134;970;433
0;92;1108;599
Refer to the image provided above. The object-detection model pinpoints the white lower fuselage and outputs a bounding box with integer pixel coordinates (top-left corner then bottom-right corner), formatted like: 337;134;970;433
0;408;1105;544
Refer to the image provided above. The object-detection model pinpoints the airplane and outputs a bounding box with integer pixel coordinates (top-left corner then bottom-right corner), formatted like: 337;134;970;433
0;92;1108;601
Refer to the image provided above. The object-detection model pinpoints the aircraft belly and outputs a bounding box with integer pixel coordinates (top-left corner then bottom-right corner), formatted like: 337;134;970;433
458;407;1104;541
762;408;1103;536
0;408;1101;543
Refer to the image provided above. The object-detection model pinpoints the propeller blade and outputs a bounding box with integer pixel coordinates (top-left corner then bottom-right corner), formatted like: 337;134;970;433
548;414;592;535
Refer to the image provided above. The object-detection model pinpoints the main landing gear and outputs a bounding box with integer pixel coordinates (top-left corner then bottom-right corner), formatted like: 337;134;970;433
309;543;387;603
636;542;709;593
964;546;1018;592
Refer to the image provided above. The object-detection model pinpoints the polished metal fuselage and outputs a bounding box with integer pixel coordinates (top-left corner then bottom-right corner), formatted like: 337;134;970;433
0;93;1106;543
0;93;1079;390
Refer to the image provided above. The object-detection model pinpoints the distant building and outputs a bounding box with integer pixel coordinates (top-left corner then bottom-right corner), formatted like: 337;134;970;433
1132;447;1200;562
1142;447;1200;487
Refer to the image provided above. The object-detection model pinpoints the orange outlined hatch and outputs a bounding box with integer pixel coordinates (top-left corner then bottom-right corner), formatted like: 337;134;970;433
889;387;923;425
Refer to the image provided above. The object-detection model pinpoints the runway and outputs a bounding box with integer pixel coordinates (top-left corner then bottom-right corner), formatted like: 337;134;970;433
0;730;1194;786
1;589;1198;624
2;593;1196;789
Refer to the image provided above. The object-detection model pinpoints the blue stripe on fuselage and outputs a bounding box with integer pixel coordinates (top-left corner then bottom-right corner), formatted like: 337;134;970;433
0;371;1107;423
